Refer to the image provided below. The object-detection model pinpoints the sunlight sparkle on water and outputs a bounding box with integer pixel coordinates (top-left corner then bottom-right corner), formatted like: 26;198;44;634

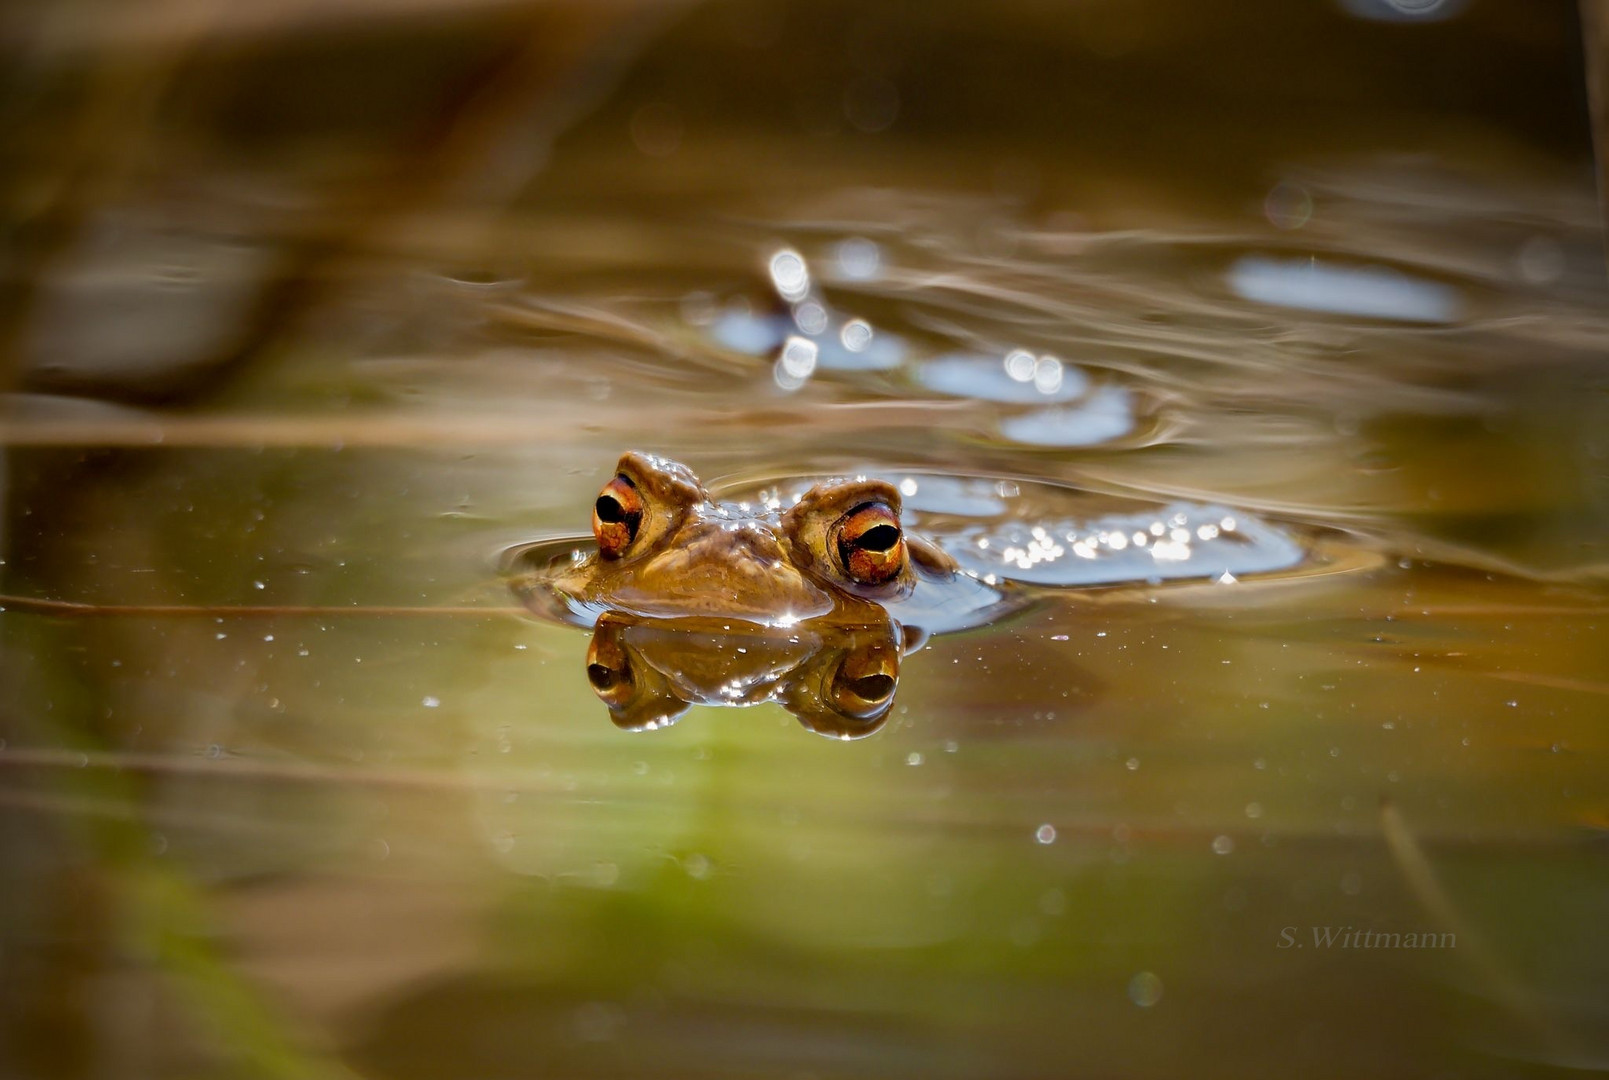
946;503;1304;586
774;335;818;390
840;318;873;352
768;249;811;302
1032;355;1064;395
793;300;829;335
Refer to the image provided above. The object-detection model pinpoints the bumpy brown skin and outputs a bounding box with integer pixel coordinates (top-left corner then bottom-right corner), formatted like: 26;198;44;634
542;450;960;627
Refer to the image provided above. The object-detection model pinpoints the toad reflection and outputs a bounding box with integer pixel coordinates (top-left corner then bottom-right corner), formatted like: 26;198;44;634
509;451;1009;739
583;610;904;739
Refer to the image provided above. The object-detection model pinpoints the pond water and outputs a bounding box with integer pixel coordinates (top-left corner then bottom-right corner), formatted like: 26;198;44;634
2;1;1607;1078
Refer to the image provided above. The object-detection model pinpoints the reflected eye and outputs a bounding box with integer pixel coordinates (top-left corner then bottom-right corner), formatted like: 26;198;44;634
592;475;643;558
585;632;635;708
827;640;900;721
830;667;896;717
833;502;905;586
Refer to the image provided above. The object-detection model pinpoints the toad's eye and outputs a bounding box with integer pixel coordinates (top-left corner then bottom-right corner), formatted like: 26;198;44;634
593;475;643;558
833;502;905;586
829;643;899;720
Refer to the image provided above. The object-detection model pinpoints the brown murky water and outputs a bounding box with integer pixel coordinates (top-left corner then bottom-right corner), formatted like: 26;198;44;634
3;1;1607;1077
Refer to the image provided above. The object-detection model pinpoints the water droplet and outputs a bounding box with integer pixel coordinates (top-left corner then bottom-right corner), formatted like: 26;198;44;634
1515;234;1565;284
835;237;882;280
1035;823;1057;844
1128;971;1163;1007
1263;180;1313;230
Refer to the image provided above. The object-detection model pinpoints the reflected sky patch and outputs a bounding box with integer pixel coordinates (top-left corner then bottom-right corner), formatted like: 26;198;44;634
710;306;789;354
996;385;1135;448
868;473;1011;517
917;351;1091;403
815;325;905;371
1227;255;1462;323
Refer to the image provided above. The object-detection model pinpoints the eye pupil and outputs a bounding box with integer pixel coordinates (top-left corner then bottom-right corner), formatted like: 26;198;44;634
844;672;895;701
588;661;623;692
595;495;626;524
832;502;905;586
854;523;900;552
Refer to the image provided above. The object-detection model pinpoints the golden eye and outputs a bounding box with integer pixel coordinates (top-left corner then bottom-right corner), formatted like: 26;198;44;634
833;502;905;586
592;475;642;558
828;642;899;719
585;627;635;707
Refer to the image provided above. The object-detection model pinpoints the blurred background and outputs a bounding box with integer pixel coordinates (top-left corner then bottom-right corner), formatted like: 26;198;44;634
2;0;1607;1077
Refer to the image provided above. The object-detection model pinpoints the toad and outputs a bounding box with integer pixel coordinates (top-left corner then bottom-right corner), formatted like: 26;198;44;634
515;451;1005;644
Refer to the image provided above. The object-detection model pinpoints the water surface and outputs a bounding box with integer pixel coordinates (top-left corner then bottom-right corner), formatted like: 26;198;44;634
2;1;1607;1077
